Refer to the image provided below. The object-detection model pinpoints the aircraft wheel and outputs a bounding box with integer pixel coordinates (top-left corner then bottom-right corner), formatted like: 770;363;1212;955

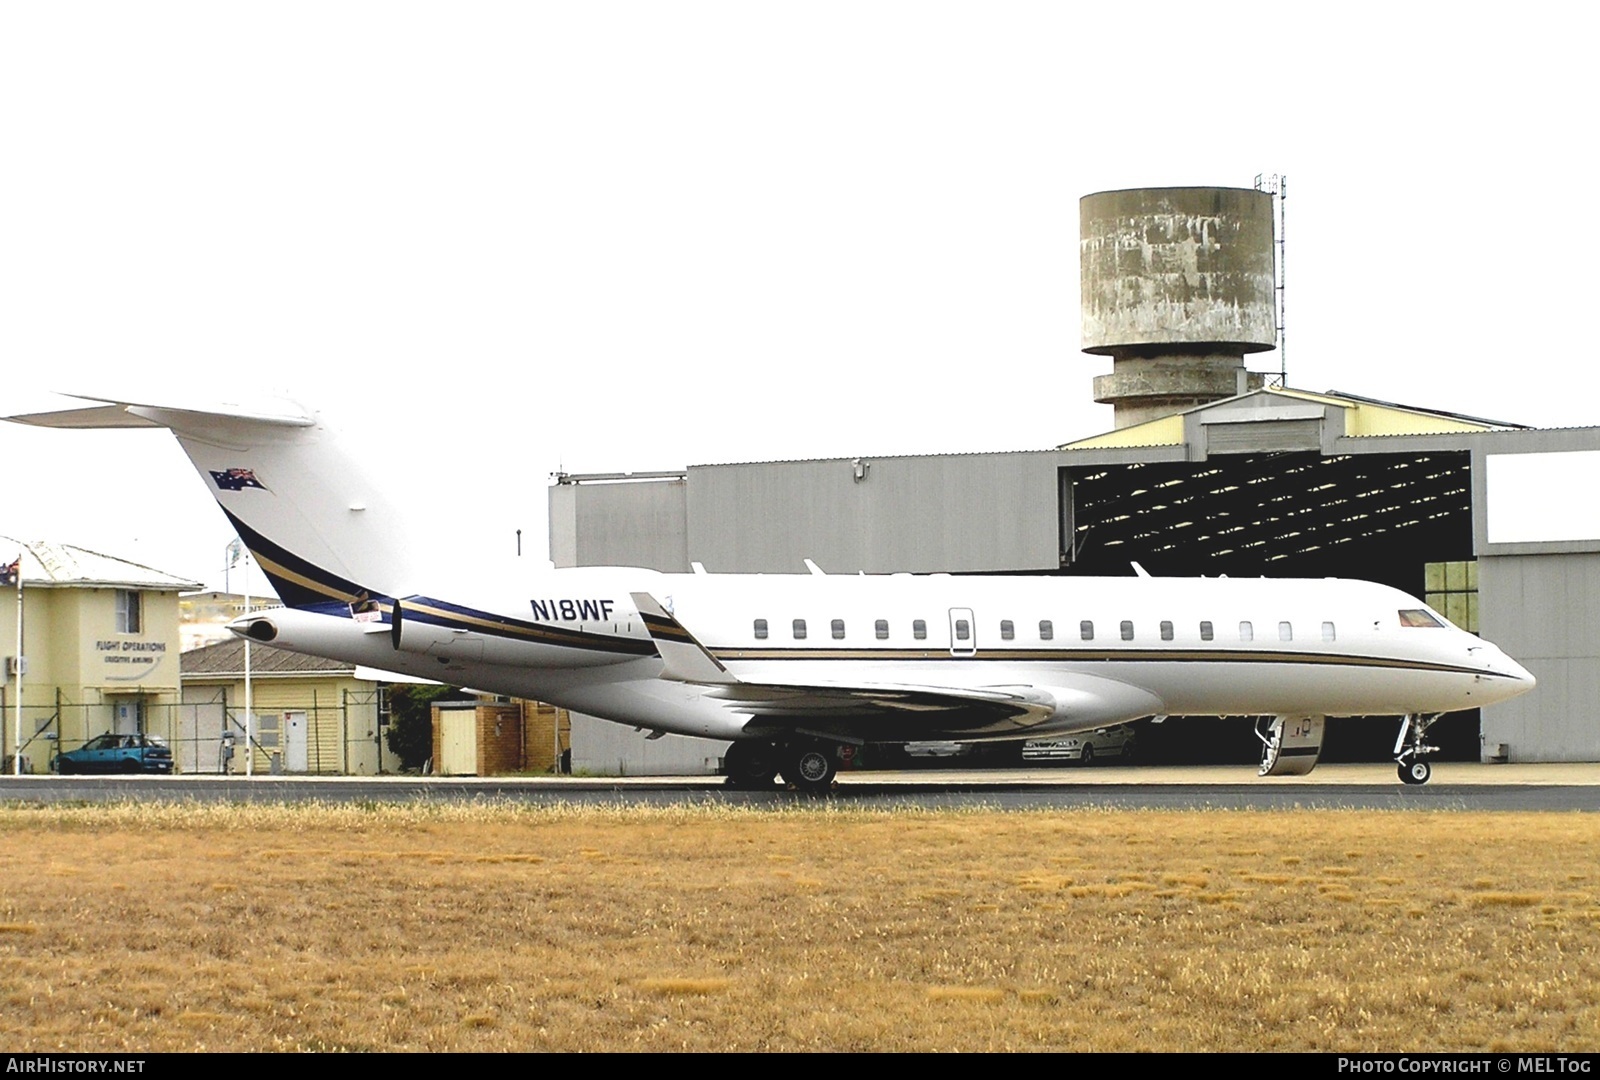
1079;745;1094;766
723;740;778;789
1399;759;1431;785
780;743;837;794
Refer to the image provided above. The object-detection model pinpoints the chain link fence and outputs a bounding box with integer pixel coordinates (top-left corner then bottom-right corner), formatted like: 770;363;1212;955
2;687;392;775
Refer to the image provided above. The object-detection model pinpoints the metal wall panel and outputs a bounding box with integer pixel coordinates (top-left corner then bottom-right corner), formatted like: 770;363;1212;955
569;712;727;776
549;478;688;571
1203;418;1323;455
1478;552;1600;761
684;452;1061;574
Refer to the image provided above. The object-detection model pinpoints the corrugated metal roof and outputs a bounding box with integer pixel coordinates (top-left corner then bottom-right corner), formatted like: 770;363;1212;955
0;537;201;590
1058;386;1526;451
181;637;356;678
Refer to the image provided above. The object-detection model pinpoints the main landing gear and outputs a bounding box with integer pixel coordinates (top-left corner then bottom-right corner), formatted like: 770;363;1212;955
723;738;839;794
1394;713;1441;785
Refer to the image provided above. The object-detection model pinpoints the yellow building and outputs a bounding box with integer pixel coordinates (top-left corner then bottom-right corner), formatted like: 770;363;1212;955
1;539;199;774
180;637;388;775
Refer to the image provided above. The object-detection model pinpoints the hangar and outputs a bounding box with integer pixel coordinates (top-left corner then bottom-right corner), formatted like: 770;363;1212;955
548;186;1600;769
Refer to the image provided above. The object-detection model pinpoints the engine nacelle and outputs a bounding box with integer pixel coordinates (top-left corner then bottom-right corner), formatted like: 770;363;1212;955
1258;714;1325;777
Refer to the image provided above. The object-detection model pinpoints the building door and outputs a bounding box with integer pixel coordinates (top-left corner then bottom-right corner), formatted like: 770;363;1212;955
110;697;145;735
438;707;478;776
948;608;976;657
284;710;309;773
179;686;227;774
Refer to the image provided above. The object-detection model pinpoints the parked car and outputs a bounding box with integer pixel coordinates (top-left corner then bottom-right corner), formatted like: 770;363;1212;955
54;733;174;775
902;740;974;759
1021;725;1137;765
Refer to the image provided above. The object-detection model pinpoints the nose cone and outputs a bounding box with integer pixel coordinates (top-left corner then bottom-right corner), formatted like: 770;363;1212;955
1507;656;1537;692
1480;644;1536;702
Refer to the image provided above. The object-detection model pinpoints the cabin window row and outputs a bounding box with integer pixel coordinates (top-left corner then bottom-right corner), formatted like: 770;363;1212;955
752;617;1340;643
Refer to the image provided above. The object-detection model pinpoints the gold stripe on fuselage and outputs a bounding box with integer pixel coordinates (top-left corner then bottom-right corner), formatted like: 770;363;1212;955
707;645;1504;678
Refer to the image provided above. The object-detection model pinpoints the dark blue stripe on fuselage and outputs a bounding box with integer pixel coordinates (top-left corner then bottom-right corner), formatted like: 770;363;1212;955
218;510;652;657
404;595;657;656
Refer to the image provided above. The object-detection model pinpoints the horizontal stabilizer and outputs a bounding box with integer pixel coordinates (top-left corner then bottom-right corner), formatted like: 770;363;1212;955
4;391;420;609
5;392;314;431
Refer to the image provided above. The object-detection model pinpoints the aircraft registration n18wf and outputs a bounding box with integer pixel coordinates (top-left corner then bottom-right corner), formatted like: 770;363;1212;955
8;394;1537;790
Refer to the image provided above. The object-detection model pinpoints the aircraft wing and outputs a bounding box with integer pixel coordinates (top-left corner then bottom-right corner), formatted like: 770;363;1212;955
630;592;1163;738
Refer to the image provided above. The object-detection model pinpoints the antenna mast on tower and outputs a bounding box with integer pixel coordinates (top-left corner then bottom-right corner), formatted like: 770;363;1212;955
1253;173;1287;386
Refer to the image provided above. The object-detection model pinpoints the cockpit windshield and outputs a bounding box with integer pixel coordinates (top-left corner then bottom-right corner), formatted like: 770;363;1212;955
1398;608;1445;628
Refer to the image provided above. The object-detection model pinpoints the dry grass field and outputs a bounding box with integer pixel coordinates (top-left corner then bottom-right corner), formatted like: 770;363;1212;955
0;802;1597;1053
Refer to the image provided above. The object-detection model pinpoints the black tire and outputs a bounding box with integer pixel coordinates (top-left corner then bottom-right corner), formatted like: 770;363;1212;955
723;740;778;789
780;743;837;794
1079;744;1095;766
120;758;141;774
1399;759;1431;785
56;758;73;776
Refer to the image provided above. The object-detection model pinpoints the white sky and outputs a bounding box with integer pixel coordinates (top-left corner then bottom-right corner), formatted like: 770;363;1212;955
2;3;1594;591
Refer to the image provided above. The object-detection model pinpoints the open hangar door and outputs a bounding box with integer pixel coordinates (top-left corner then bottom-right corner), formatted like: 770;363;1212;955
1056;449;1480;765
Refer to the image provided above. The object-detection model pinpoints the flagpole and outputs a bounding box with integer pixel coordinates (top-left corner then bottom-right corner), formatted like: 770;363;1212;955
244;549;253;779
12;554;22;776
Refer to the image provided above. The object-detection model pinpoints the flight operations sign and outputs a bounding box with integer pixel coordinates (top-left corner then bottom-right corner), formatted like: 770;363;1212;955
96;638;167;682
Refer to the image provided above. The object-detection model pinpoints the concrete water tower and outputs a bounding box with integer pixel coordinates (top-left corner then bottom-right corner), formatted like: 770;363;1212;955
1081;186;1278;428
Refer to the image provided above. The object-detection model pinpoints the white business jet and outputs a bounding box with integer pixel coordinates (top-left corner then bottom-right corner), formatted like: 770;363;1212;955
7;395;1536;791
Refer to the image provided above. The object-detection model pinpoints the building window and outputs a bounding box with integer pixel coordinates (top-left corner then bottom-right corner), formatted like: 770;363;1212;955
1279;621;1293;642
1000;620;1014;641
793;619;807;640
913;619;927;640
1425;560;1478;632
1080;620;1094;641
1200;621;1214;641
1039;620;1053;641
875;619;889;640
1239;621;1254;642
1160;620;1174;641
115;590;142;634
831;618;845;640
753;618;768;640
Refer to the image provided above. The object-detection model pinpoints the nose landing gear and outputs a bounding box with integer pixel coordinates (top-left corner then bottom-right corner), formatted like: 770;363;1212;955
1394;713;1441;786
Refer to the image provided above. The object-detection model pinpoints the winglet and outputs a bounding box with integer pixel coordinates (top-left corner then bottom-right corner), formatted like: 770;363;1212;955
630;592;737;685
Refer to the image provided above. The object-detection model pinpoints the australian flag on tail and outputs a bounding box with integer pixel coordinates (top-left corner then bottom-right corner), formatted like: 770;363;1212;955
0;556;19;587
210;468;268;492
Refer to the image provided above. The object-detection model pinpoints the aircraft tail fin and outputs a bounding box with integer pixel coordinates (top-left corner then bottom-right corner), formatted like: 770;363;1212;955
6;393;416;610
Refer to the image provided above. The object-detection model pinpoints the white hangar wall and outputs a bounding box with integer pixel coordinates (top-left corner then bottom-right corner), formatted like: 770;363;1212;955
1473;432;1600;763
550;475;687;573
685;452;1062;575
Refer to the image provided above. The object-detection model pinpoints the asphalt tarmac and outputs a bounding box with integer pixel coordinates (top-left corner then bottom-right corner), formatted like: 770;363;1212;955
1;762;1595;811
